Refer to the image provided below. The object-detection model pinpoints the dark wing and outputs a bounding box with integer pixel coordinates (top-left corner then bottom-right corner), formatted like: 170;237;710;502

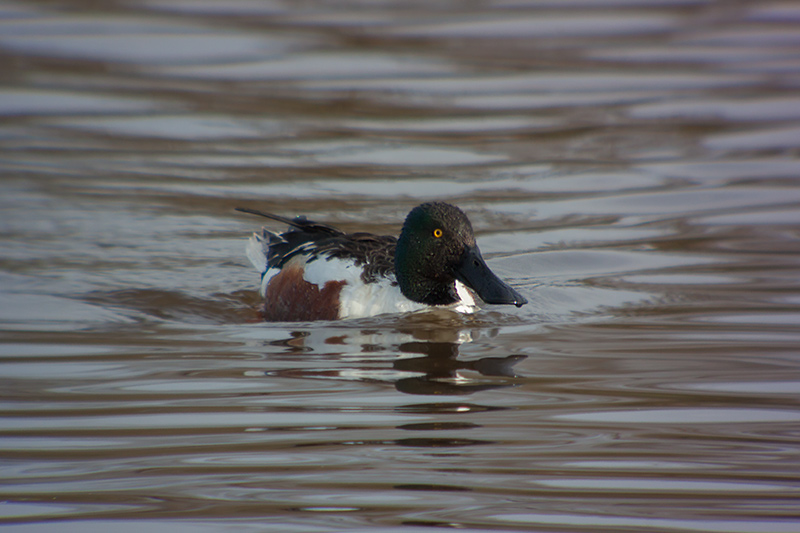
320;232;397;283
236;207;397;282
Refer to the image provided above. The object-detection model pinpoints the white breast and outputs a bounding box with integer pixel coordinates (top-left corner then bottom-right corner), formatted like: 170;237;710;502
302;257;477;319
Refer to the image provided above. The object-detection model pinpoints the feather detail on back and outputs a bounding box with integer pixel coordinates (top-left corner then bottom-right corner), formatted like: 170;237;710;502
237;207;397;285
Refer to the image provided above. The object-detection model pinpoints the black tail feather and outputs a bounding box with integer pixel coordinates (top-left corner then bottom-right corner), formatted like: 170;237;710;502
235;207;343;235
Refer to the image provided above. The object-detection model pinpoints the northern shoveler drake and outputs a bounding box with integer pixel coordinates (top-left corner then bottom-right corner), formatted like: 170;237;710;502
236;202;527;322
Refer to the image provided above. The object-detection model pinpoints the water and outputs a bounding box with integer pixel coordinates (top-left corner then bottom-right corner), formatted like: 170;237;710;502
2;0;800;531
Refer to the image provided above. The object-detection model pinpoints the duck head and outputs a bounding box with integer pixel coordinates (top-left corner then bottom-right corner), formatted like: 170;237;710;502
394;202;527;308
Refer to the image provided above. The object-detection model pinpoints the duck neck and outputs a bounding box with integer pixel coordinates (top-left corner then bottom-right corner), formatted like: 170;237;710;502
395;241;459;306
407;278;459;306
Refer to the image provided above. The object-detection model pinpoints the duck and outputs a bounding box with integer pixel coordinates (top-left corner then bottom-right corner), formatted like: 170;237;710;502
236;202;527;321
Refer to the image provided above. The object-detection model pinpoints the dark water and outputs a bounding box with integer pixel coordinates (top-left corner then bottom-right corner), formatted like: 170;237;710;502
2;0;800;531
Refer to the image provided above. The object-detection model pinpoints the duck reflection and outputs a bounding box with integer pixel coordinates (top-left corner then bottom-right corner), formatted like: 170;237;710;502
394;341;526;395
263;323;526;397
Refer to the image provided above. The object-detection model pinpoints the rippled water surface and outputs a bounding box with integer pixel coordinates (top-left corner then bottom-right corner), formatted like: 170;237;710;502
2;0;800;531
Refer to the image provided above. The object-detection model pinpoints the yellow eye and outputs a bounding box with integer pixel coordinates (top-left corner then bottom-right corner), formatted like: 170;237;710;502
433;228;443;238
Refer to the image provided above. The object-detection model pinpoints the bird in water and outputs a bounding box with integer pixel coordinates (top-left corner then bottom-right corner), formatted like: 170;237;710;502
236;202;527;321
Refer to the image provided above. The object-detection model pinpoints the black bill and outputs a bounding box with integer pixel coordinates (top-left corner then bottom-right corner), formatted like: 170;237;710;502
454;245;527;308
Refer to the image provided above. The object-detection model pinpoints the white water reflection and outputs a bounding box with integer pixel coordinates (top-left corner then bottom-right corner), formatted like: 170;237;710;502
142;0;285;16
638;158;800;181
50;115;288;140
380;13;678;38
0;13;307;64
0;89;163;116
302;71;761;94
630;96;800;121
555;408;800;424
156;52;457;80
673;381;800;394
704;124;800;151
0;33;299;64
495;513;800;533
535;477;787;492
588;44;800;64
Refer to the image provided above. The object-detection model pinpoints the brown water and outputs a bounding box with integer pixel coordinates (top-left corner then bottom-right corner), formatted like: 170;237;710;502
2;0;800;531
